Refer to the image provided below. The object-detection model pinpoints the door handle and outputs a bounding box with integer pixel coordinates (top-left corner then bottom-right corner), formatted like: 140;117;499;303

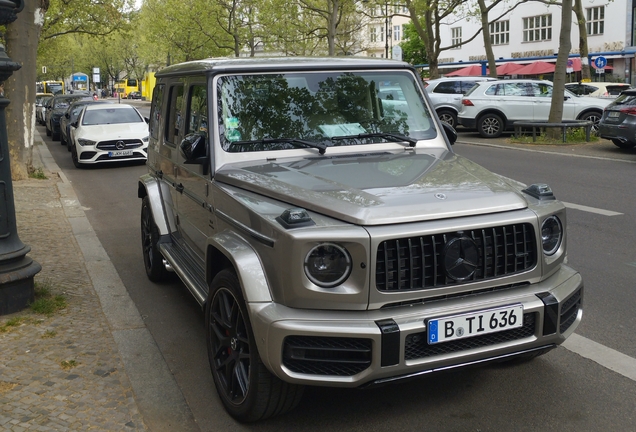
176;183;184;193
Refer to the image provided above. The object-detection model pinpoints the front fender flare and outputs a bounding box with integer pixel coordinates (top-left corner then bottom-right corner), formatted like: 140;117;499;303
138;174;170;236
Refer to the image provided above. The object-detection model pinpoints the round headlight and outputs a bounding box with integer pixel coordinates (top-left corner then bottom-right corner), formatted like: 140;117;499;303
304;243;352;288
541;216;562;256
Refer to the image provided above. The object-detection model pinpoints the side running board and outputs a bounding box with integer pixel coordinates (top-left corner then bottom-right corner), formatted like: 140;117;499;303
159;243;208;306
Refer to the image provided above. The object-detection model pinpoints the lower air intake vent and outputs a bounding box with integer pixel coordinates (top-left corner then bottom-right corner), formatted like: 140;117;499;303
283;336;372;376
560;288;582;333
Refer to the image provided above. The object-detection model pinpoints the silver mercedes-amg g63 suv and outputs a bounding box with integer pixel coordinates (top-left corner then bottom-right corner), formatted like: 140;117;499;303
138;57;583;422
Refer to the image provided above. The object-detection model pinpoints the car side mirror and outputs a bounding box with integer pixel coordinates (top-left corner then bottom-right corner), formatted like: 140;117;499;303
71;121;78;128
441;122;457;145
65;113;70;119
180;133;209;166
144;117;149;123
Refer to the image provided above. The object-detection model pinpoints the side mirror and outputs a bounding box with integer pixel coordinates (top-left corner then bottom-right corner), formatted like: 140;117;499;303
441;122;457;145
180;133;208;165
65;113;70;119
144;117;149;123
71;121;78;128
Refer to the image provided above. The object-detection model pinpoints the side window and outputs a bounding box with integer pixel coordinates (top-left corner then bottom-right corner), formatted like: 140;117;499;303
485;84;500;95
165;84;184;146
434;81;461;94
530;83;552;97
149;84;164;139
186;85;208;136
460;81;478;94
503;83;532;96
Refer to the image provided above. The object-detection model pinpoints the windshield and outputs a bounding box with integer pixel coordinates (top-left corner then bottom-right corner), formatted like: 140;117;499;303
217;71;435;152
82;107;143;125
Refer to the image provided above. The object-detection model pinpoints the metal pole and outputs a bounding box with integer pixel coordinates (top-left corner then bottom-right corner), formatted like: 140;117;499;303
0;0;42;315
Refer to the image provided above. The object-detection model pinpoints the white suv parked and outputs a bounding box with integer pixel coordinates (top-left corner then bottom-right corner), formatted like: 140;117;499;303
458;79;612;138
425;76;496;128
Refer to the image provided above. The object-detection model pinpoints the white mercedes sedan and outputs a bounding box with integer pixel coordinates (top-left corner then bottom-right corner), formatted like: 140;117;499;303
70;103;149;168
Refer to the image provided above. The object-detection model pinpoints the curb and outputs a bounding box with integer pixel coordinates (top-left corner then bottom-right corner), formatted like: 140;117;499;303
32;134;200;432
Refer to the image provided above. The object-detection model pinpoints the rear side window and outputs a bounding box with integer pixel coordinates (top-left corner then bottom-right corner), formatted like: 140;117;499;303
150;84;164;139
433;81;462;94
612;93;636;106
165;84;184;146
606;85;630;95
186;85;208;135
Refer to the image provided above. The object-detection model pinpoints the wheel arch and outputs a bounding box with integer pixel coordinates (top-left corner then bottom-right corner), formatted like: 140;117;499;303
206;232;273;305
477;108;509;123
138;174;170;236
576;108;603;120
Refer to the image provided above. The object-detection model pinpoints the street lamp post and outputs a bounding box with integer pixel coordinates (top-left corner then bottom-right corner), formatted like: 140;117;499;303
0;0;42;315
384;2;389;58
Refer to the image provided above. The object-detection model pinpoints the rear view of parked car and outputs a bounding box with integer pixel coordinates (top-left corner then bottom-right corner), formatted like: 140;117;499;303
36;93;53;125
598;89;636;149
565;82;631;98
70;104;148;168
459;79;612;138
425;76;496;128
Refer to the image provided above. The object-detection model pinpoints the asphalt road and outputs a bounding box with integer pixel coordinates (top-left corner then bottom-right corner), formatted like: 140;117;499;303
43;118;636;431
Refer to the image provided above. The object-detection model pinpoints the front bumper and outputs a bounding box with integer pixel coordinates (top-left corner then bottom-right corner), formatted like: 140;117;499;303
249;265;582;387
76;144;148;165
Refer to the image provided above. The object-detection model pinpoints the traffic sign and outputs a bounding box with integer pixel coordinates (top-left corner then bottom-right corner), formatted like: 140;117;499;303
593;56;607;69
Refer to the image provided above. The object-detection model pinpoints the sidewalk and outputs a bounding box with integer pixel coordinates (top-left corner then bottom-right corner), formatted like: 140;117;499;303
0;133;198;431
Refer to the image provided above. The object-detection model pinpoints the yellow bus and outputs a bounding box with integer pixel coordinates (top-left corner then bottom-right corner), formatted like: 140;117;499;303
114;79;139;98
36;81;65;95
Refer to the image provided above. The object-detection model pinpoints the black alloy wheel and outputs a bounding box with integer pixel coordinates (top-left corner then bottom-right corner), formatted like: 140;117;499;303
206;269;303;422
140;196;168;281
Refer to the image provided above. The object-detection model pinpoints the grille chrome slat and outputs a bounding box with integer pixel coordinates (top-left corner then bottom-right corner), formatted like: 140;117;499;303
376;223;537;292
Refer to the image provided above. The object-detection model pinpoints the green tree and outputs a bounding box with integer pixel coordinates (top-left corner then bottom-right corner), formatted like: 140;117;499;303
400;22;427;66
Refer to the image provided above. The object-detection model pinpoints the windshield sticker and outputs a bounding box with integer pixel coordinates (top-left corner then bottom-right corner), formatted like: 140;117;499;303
227;117;239;129
319;123;366;138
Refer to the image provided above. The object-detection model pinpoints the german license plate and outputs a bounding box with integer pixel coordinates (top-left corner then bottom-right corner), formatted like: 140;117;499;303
608;111;620;118
108;150;133;157
427;304;523;344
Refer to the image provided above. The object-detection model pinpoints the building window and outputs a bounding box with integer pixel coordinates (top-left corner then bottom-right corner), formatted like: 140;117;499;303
380;25;385;42
451;27;462;47
370;27;377;43
393;25;401;41
523;14;552;42
490;20;509;45
586;6;604;35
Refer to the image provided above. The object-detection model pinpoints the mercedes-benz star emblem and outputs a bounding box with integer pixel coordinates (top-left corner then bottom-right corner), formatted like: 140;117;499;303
443;236;480;281
116;141;126;150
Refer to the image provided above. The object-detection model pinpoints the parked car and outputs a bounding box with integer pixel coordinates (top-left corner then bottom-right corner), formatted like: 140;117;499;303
45;94;93;141
598;89;636;149
60;100;111;150
565;82;631;98
127;91;142;100
70;103;148;168
425;76;497;128
35;93;53;125
458;79;612;138
138;57;582;422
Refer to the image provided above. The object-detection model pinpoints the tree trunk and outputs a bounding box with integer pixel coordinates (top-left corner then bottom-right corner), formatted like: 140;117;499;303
478;0;497;78
547;0;572;140
573;0;591;82
6;2;46;180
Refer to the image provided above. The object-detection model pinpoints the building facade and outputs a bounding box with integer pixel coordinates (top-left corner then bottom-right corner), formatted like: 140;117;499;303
364;1;636;85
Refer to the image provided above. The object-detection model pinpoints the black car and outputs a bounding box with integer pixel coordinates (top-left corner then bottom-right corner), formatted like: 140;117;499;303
127;91;142;100
60;100;111;150
598;89;636;149
45;94;93;141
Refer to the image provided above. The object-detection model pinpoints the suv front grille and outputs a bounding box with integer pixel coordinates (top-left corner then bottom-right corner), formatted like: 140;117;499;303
405;313;537;360
283;336;372;376
376;223;536;292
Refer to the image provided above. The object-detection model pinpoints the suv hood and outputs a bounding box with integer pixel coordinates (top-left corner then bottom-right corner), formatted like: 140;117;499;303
216;150;528;225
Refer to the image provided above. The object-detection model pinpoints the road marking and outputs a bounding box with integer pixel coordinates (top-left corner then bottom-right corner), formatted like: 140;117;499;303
562;202;623;216
562;333;636;382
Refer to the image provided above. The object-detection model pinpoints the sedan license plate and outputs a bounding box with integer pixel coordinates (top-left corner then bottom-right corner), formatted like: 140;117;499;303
427;305;523;344
608;111;620;118
109;150;133;157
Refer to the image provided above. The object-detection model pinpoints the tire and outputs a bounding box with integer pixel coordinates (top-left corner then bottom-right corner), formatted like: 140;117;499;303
60;133;66;146
578;111;602;134
66;137;73;152
206;269;304;422
71;145;83;169
437;109;457;128
611;139;636;149
52;131;60;141
140;196;169;281
477;113;504;138
46;125;51;136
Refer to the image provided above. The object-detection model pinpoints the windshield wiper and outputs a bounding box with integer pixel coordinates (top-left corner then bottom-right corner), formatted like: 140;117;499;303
330;132;418;147
229;137;327;155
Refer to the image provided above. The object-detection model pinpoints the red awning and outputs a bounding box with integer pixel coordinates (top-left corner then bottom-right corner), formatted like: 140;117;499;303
444;64;489;77
495;62;525;75
514;61;556;75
